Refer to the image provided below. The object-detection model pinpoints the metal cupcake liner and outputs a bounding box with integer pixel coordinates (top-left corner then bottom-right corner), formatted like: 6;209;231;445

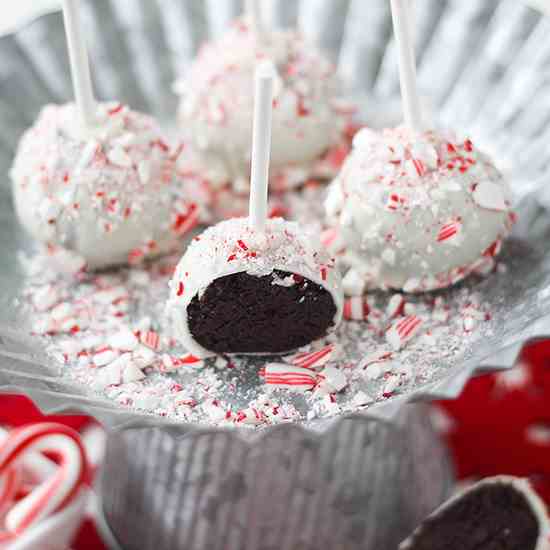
1;1;550;547
100;404;453;550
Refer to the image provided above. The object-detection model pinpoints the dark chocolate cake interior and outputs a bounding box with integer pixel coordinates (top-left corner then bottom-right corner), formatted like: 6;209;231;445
187;269;336;354
402;482;539;550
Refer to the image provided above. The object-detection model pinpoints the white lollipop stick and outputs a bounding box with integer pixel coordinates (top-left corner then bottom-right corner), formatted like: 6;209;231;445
246;0;268;43
0;423;88;537
62;0;97;129
248;62;275;233
390;0;423;132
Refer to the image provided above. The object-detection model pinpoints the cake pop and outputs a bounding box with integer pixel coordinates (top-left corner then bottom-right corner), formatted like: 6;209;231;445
325;0;514;293
10;0;200;270
173;0;353;201
400;477;550;550
168;63;343;357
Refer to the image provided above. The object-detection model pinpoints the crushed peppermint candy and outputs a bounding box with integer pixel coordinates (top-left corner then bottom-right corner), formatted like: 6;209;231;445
13;177;505;429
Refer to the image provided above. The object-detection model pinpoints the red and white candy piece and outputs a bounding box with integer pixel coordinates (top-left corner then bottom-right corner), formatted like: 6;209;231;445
386;315;423;350
0;427;57;485
160;353;204;372
0;423;89;542
386;193;407;211
264;363;318;392
343;297;370;321
404;158;427;178
437;220;462;244
386;293;405;319
140;330;161;350
288;344;336;370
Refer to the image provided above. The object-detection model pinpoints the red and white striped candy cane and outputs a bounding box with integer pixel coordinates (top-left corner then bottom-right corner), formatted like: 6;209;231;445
0;423;89;541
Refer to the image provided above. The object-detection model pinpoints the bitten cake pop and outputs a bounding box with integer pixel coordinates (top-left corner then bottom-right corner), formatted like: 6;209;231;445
173;0;353;197
10;0;199;270
400;477;550;550
168;63;343;357
325;0;514;293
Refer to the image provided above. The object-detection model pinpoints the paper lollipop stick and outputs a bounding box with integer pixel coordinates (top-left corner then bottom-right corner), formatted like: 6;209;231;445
390;0;423;132
246;0;268;43
62;0;97;129
248;62;275;232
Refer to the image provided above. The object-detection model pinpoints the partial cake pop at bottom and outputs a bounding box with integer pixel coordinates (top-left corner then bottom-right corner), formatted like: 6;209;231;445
11;102;202;270
167;217;343;357
400;476;550;550
325;126;515;293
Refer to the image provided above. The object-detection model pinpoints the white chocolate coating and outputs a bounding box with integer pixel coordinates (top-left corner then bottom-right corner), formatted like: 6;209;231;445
11;103;203;269
167;217;344;358
174;16;353;194
325;127;515;292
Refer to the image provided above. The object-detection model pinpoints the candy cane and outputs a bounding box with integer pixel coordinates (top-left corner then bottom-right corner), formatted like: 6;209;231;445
0;423;88;539
0;427;57;484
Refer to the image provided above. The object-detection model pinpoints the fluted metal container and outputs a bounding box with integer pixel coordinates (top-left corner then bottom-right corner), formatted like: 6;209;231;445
101;406;452;550
1;1;550;548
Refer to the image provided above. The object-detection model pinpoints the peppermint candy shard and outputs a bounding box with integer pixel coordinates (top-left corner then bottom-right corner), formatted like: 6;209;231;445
386;315;423;351
437;221;462;244
264;363;317;392
289;344;336;370
343;297;370;321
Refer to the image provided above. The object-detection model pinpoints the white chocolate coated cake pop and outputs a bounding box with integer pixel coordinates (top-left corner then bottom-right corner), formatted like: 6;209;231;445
167;217;343;357
11;1;202;270
173;14;353;195
325;0;514;294
168;63;343;358
11;102;201;270
326;126;514;293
